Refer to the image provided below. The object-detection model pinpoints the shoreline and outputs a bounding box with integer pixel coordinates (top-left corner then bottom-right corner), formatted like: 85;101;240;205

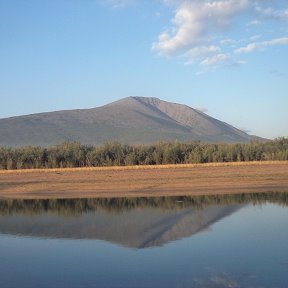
0;161;287;199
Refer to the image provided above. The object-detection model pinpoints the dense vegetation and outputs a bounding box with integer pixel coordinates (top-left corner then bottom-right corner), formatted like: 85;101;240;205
0;138;287;170
1;192;287;216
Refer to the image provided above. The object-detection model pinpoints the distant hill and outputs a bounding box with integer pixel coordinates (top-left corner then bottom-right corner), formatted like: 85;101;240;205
0;96;255;147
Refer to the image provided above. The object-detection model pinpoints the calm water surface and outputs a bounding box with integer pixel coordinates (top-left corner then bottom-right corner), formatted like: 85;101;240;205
0;193;288;288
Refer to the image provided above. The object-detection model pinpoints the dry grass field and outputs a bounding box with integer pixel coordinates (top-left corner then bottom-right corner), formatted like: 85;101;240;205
0;161;287;199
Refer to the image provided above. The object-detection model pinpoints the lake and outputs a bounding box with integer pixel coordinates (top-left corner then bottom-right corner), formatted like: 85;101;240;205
0;193;288;288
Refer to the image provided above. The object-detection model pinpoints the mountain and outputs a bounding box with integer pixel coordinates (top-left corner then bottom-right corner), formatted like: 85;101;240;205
0;204;240;248
0;96;253;147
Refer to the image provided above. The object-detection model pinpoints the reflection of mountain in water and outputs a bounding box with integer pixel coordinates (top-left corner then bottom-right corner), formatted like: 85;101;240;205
0;205;239;248
0;193;287;248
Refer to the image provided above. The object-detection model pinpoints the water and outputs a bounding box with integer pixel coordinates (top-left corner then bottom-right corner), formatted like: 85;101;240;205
0;193;288;288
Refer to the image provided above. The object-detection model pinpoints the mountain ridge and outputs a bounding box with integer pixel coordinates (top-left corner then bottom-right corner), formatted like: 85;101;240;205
0;96;255;147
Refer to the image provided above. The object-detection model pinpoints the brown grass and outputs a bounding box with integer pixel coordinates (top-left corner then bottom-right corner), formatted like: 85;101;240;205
0;160;287;174
0;161;287;199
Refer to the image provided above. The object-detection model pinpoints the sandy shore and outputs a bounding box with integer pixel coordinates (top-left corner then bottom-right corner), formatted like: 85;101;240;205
0;161;287;199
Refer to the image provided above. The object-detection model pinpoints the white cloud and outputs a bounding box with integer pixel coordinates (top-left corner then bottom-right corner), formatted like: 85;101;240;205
200;53;230;67
185;45;220;58
249;34;262;41
153;0;249;56
220;38;238;46
246;20;261;26
235;37;288;53
102;0;288;67
152;0;288;68
254;6;288;21
184;45;221;65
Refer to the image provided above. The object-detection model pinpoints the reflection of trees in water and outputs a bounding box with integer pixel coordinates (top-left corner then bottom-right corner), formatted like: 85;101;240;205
0;192;287;216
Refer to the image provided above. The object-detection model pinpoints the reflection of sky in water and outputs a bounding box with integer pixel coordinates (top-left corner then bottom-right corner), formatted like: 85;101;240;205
0;201;288;288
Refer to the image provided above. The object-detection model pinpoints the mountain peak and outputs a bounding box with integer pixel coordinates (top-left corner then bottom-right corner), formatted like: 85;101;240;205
132;96;161;103
0;97;253;147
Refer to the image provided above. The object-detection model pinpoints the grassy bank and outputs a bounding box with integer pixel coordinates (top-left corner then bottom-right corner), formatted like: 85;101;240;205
0;160;287;174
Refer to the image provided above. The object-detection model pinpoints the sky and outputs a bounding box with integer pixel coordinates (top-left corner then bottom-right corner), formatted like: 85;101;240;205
0;0;287;139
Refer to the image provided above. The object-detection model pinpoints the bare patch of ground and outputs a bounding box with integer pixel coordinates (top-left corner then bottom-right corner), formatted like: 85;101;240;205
0;162;287;199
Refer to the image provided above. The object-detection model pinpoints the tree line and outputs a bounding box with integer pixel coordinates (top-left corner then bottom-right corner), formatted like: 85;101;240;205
0;137;287;170
1;192;287;216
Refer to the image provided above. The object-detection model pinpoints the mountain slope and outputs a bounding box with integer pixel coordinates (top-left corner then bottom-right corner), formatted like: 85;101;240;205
0;96;252;146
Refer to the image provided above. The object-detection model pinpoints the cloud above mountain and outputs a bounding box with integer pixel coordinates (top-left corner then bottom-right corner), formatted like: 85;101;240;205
152;0;288;68
235;37;288;53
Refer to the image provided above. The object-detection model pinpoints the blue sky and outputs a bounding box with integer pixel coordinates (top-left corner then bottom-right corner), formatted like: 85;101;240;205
0;0;287;139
